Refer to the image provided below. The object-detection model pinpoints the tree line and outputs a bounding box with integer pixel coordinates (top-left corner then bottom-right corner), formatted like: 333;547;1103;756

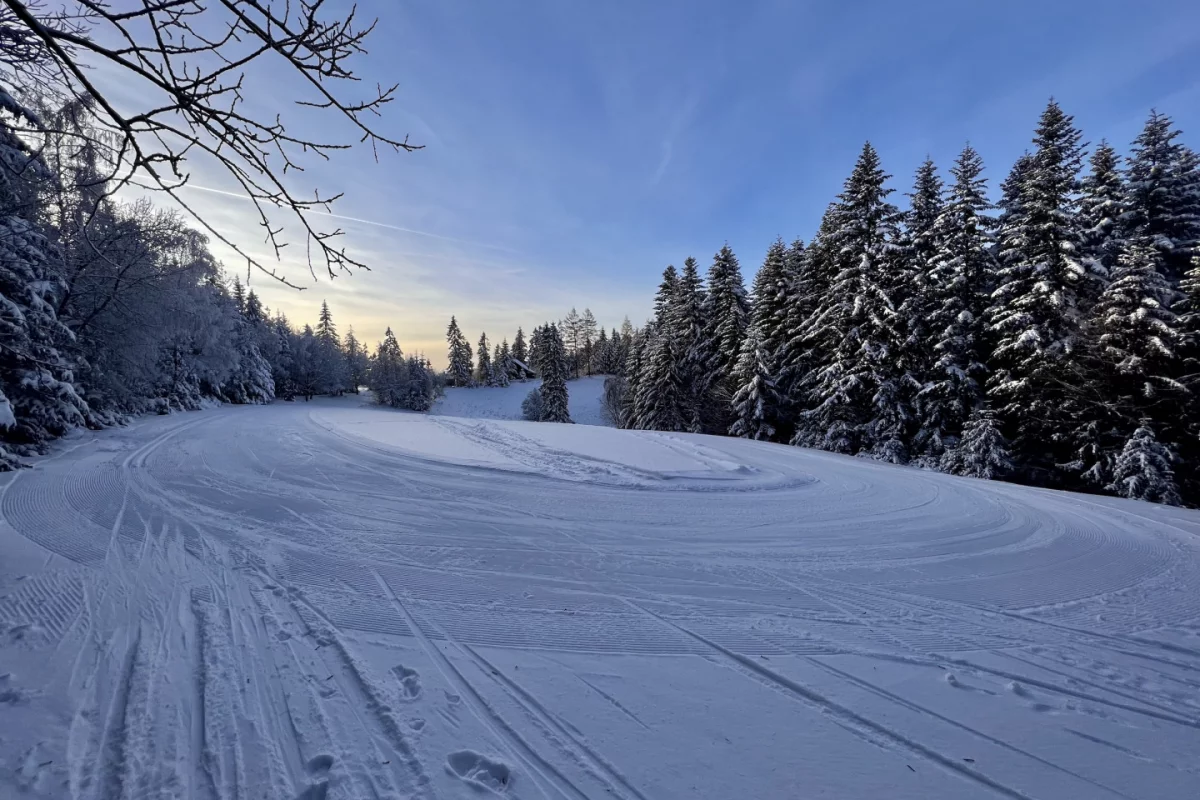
0;93;438;468
611;102;1199;507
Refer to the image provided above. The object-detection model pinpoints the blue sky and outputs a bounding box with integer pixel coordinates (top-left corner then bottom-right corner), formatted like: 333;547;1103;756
178;0;1200;365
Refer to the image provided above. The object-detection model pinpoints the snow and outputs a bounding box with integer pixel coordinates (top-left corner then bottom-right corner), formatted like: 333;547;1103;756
433;375;612;426
2;395;1200;799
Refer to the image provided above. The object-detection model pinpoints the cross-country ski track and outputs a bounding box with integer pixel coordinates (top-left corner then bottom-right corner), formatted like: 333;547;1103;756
2;390;1199;799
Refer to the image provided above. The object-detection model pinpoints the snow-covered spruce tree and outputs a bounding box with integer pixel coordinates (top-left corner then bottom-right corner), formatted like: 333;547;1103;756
1089;238;1182;423
729;239;789;440
791;143;902;457
672;256;713;432
1122;111;1200;284
580;308;598;376
368;327;406;407
729;323;780;441
511;326;528;375
653;266;678;329
292;325;320;400
493;341;510;387
986;101;1087;480
476;331;493;386
914;145;995;462
898;158;945;381
1107;423;1181;506
222;298;275;405
593;327;609;374
1078;141;1124;307
621;329;648;429
941;407;1012;480
343;327;369;393
271;312;296;399
403;355;437;412
445;316;473;387
634;326;686;432
0;102;91;466
1175;260;1200;503
314;300;346;395
538;324;571;423
703;244;750;387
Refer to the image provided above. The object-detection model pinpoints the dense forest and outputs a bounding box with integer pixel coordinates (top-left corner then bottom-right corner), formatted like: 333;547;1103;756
608;102;1199;508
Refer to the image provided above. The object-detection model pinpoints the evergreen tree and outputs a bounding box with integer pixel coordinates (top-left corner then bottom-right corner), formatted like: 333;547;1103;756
622;330;648;428
899;158;945;376
493;342;510;387
728;323;779;441
792;143;902;457
511;326;528;371
538;324;571;422
986;101;1087;478
1089;238;1182;424
914;145;995;460
734;239;790;439
1174;259;1200;502
634;329;686;431
343;327;369;393
446;316;473;387
244;289;265;325
271;313;295;399
1078;141;1124;304
368;327;406;407
672;256;712;432
476;331;494;386
941;408;1013;480
654;266;678;329
314;300;346;394
703;244;750;382
292;325;320;400
1107;423;1181;505
1123;111;1200;283
580;308;598;375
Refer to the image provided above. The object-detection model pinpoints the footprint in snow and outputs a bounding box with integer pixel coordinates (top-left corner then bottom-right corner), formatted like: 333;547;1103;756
391;664;421;699
295;755;334;800
446;750;512;794
444;690;461;705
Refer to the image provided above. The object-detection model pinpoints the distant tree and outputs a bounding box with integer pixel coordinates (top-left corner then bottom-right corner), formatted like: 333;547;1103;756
476;331;494;386
343;327;370;393
511;326;528;370
941;408;1012;480
446;316;473;387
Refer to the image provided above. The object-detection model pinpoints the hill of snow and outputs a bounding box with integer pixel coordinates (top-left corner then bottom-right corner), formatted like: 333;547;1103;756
432;374;612;426
1;398;1198;799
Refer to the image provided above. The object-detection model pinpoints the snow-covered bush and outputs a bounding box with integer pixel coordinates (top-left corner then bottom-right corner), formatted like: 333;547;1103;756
521;387;543;421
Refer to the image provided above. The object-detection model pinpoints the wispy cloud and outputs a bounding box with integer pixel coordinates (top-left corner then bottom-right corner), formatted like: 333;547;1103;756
179;184;517;254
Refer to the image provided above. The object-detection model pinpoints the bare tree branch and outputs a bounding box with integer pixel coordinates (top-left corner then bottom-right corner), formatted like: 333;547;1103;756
0;0;420;284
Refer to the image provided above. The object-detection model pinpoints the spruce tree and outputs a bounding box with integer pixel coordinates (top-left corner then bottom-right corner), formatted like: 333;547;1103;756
915;145;995;460
1174;259;1200;502
1078;141;1124;305
654;266;679;329
899;158;945;375
446;316;473;387
792;143;901;456
538;324;571;423
733;239;789;439
476;331;493;386
368;327;406;407
1123;111;1200;283
314;300;346;394
622;330;648;429
986;101;1087;478
941;408;1013;480
634;329;686;432
703;244;750;382
511;326;528;372
1089;238;1181;423
1107;423;1181;505
343;327;369;393
728;323;779;441
672;256;712;432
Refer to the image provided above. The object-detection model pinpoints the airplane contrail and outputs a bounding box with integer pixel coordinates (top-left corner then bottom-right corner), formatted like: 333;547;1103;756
177;183;516;254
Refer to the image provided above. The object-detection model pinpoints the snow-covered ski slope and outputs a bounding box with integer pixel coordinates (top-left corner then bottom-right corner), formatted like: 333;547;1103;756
2;397;1199;800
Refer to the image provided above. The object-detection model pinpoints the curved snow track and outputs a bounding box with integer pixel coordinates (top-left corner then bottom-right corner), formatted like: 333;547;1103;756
2;400;1199;799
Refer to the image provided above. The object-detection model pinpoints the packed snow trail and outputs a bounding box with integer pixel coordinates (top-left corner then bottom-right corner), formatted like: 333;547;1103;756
2;397;1200;799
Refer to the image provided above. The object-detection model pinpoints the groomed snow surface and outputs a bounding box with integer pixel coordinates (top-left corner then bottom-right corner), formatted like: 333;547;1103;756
2;380;1200;800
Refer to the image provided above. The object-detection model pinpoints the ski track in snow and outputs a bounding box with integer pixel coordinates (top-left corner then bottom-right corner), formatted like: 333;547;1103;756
1;392;1200;799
